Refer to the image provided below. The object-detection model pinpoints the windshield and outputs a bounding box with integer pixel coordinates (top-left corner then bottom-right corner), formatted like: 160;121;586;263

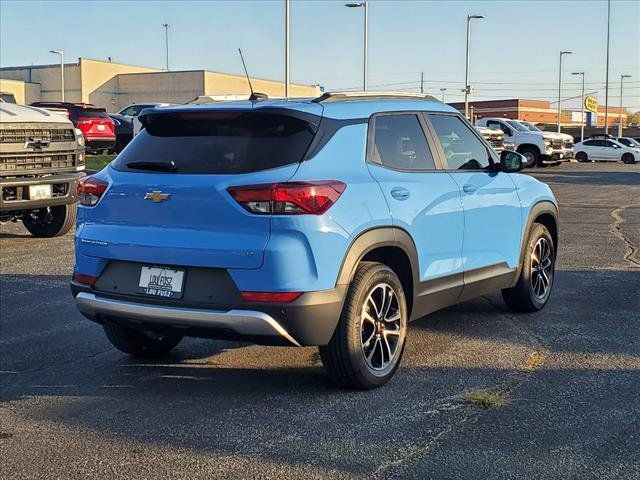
618;137;640;148
112;111;315;174
506;120;530;132
521;121;541;132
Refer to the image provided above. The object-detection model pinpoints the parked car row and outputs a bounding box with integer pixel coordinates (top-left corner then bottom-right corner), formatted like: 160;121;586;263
574;134;639;163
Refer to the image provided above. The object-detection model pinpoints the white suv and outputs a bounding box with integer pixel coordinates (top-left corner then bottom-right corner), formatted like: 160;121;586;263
476;117;565;167
574;138;639;164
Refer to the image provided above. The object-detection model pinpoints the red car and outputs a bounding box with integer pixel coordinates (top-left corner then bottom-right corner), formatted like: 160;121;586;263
31;102;116;153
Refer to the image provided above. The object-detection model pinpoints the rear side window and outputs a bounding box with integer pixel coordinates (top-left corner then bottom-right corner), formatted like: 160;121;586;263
428;114;491;170
583;140;598;146
112;111;315;174
372;114;436;170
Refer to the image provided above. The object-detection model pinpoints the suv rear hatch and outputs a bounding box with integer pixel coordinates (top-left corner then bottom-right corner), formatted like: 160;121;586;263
79;106;321;270
74;108;115;139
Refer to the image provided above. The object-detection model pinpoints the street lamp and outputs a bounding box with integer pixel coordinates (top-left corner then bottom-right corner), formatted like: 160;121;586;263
572;72;585;142
162;23;170;71
464;14;484;119
49;50;64;102
440;88;447;102
618;74;631;137
557;50;572;133
345;2;368;91
285;0;290;97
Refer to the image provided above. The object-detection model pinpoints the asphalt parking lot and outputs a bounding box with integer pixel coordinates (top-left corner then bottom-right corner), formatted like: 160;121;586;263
1;162;639;480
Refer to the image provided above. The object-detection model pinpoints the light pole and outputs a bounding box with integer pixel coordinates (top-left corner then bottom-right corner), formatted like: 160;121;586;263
49;50;64;102
572;72;585;142
618;74;631;137
557;50;572;133
162;23;170;71
285;0;290;97
604;0;611;133
440;88;447;102
464;14;484;119
345;2;368;91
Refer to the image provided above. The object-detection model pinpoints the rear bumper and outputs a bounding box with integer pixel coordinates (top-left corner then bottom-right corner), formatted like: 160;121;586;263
71;281;345;346
86;138;115;151
0;172;84;212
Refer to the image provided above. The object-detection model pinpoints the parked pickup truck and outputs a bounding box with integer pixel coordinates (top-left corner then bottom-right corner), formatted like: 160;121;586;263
475;126;506;153
476;117;566;167
0;102;85;237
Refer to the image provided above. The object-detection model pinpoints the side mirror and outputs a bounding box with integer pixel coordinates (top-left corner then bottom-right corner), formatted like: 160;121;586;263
499;150;526;172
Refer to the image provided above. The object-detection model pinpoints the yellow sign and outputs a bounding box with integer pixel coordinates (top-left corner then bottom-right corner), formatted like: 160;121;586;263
584;96;598;113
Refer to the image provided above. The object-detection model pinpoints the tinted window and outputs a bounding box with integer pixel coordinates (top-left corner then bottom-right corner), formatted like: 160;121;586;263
112;111;315;174
617;138;632;147
487;120;511;135
77;108;110;119
429;114;491;170
603;141;617;148
583;140;599;146
372;114;435;170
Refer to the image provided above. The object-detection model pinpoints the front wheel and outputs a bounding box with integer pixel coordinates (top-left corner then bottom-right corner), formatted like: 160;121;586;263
502;223;556;312
320;262;408;389
622;153;636;164
103;323;183;358
22;204;77;238
519;147;540;168
575;152;588;162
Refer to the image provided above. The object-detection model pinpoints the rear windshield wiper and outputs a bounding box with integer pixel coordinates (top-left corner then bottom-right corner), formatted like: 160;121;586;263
126;160;177;172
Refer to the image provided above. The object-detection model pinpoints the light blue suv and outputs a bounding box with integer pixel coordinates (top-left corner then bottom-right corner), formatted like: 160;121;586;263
71;92;558;389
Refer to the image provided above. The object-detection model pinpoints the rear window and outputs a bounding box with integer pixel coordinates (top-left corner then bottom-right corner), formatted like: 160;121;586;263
112;111;315;174
77;108;110;119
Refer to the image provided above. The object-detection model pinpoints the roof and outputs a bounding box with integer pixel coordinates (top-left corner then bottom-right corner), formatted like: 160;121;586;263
141;92;457;121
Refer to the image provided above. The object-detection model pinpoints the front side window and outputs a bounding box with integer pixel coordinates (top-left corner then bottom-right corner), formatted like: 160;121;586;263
429;114;491;170
506;120;529;132
603;141;618;148
372;114;436;170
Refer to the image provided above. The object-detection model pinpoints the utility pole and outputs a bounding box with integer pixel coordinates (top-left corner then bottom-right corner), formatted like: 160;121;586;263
464;14;484;119
572;72;585;142
420;72;424;94
604;0;611;133
557;50;572;133
285;0;290;98
345;2;368;91
440;88;447;103
618;74;631;137
162;23;170;71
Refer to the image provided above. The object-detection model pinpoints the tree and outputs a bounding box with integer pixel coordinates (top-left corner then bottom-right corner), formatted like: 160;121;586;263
627;111;640;125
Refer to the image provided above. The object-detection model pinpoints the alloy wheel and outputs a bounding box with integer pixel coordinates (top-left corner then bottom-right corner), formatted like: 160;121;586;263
530;237;553;299
360;283;403;371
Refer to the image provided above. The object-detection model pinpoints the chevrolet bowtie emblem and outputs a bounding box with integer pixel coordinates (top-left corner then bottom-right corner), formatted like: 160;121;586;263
144;191;170;202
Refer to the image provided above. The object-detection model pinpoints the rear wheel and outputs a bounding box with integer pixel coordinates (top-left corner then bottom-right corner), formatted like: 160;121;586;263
519;146;540;168
502;223;555;312
103;323;183;357
320;262;408;389
22;204;76;238
622;153;636;164
575;152;588;162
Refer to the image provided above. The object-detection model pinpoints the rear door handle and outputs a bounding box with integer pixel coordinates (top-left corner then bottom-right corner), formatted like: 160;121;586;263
390;187;410;201
462;184;478;194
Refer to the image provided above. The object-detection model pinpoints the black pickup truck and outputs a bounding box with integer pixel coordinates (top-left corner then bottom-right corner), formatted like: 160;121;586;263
0;102;85;237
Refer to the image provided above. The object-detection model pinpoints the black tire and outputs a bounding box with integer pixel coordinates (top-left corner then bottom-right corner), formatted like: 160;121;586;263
575;152;588;162
519;146;540;168
622;153;636;164
22;204;76;238
502;223;556;313
103;323;183;358
320;262;408;389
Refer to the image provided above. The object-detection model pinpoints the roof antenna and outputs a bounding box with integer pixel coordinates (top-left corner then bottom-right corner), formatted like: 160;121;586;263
238;48;267;101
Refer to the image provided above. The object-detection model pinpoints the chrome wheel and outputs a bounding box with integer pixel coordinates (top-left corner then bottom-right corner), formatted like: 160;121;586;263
360;283;402;371
531;237;553;299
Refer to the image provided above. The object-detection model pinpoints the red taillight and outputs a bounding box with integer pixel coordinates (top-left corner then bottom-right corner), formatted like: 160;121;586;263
228;181;346;215
241;291;302;303
73;272;97;286
78;175;108;206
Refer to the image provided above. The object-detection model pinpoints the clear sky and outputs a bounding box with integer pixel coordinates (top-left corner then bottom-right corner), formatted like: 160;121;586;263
1;0;638;109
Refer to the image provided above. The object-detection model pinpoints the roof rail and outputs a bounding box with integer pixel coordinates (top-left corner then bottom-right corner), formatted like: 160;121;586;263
312;91;439;103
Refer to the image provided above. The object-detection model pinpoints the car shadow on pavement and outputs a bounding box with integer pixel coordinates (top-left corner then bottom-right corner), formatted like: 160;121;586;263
1;269;639;478
529;170;640;187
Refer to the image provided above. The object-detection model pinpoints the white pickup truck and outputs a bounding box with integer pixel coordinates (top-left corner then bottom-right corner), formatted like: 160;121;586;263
476;117;567;167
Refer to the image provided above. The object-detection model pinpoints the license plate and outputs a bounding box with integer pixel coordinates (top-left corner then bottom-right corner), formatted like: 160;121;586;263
137;266;185;298
29;184;52;200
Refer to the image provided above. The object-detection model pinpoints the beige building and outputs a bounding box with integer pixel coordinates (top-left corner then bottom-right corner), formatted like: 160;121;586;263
0;58;320;111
